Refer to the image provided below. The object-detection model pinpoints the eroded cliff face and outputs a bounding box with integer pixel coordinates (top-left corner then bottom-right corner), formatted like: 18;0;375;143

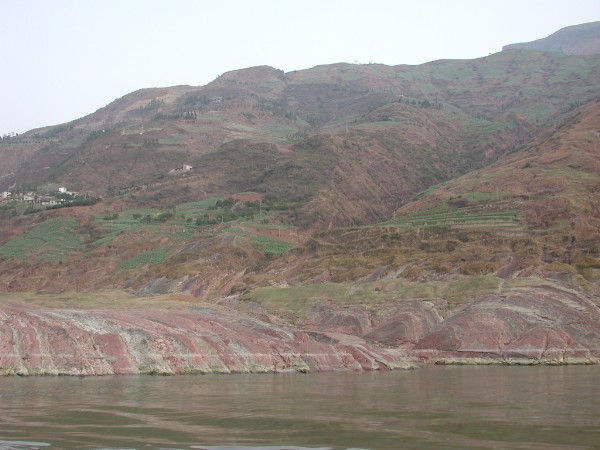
0;300;413;376
303;300;443;348
1;280;599;376
413;285;600;364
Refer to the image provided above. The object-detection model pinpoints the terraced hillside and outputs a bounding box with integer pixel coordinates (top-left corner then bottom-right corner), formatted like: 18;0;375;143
269;99;600;288
0;46;598;301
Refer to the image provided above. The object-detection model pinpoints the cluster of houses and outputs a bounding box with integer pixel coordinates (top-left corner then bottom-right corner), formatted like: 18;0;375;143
0;187;79;206
169;164;193;174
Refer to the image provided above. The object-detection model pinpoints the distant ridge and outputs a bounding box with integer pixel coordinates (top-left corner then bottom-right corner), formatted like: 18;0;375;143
503;21;600;55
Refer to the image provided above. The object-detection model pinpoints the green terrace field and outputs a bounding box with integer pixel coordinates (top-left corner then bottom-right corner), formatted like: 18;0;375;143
0;217;84;262
0;197;298;272
227;227;295;255
381;200;523;232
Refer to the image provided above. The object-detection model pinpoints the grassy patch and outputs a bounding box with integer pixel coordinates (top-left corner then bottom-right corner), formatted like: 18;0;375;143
383;210;520;230
0;291;199;310
444;276;502;306
262;125;297;138
159;134;186;146
240;276;512;319
241;283;354;315
239;221;290;231
0;217;84;261
175;198;224;218
117;245;176;271
250;234;294;254
469;119;514;134
227;227;294;254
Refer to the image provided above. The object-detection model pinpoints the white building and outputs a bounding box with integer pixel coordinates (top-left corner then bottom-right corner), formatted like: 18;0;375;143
169;164;193;174
1;191;10;199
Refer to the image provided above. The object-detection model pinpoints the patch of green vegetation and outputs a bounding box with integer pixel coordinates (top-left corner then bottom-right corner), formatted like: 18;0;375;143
444;276;502;305
159;134;186;146
175;198;224;218
241;283;354;315
37;183;64;192
239;221;290;231
459;192;505;201
417;183;445;198
195;113;222;123
250;234;294;254
262;125;297;138
92;210;194;247
0;217;84;261
178;124;212;134
469;119;515;134
241;276;512;319
383;210;520;230
577;267;600;283
538;167;596;181
0;290;196;310
117;245;176;271
549;220;574;232
291;116;308;128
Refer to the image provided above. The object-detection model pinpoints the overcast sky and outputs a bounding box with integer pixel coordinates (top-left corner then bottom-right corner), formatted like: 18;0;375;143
1;0;600;135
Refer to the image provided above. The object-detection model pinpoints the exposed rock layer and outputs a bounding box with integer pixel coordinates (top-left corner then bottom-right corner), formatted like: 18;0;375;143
0;301;412;376
413;285;600;364
1;282;599;375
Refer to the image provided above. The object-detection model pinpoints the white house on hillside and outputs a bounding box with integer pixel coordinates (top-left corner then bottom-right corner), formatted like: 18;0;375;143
170;164;193;174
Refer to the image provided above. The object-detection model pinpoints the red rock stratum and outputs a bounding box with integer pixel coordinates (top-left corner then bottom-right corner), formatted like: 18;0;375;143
413;284;600;364
0;298;413;376
1;279;599;376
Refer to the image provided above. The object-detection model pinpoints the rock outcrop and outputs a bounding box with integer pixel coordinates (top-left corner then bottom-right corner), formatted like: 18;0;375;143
413;285;600;364
0;300;413;376
303;300;443;348
2;280;599;376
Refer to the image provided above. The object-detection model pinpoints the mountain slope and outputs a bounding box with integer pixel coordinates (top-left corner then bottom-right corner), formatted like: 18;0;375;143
278;98;600;286
3;50;600;229
3;26;600;370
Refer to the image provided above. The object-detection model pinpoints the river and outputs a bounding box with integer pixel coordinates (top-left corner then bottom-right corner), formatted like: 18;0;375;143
0;365;599;449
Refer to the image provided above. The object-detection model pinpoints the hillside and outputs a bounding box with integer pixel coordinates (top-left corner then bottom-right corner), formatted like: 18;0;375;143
2;37;600;370
275;99;600;288
503;21;600;55
0;49;599;290
1;51;598;230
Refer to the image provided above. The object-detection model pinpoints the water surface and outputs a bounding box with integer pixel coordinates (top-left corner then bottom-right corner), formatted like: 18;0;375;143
1;366;599;449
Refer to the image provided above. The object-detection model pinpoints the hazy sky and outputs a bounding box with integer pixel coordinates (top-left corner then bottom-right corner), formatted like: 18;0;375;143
1;0;600;135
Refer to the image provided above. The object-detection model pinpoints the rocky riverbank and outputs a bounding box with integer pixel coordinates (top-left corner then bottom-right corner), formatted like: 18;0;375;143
0;299;414;376
1;280;599;376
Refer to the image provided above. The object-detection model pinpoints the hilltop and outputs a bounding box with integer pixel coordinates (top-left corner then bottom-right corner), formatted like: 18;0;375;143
503;21;600;55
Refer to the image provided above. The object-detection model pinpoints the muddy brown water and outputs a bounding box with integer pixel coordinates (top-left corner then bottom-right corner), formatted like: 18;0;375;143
1;365;599;449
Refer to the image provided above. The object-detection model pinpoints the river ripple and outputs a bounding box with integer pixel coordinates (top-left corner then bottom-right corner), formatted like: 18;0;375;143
1;366;599;449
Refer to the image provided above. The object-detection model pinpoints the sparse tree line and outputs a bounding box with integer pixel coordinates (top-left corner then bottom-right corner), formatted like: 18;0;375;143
0;132;19;142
